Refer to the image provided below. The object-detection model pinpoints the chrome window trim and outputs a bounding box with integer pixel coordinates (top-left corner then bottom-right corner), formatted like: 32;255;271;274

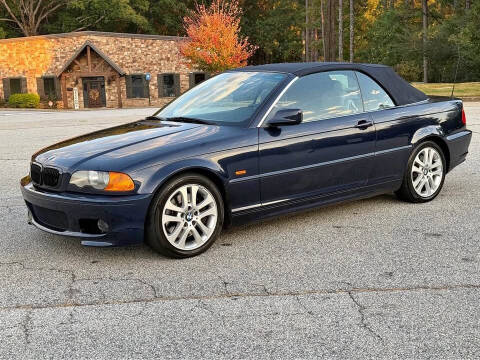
256;76;299;128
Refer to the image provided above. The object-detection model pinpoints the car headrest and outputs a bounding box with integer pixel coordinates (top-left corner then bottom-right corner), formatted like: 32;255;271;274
330;80;344;94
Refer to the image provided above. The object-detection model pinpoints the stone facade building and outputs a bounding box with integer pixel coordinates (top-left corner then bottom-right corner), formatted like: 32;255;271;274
0;31;209;109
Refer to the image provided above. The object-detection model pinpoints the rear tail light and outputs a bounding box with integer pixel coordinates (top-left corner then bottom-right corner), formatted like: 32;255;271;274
462;108;467;125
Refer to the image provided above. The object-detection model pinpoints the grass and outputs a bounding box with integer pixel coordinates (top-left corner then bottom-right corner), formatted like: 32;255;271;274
411;82;480;98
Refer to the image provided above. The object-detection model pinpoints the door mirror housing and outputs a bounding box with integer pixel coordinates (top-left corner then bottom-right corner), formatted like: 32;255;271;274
265;109;302;127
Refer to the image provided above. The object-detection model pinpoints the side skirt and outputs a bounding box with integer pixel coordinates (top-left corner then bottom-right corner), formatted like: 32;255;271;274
230;179;402;226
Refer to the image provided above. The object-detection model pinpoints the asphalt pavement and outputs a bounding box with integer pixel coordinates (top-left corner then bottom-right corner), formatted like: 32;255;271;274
0;105;479;359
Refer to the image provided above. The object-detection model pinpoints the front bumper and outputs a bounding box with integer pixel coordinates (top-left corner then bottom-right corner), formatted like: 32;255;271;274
21;179;152;246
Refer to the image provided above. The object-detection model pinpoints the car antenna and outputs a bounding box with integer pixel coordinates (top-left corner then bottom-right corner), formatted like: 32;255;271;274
450;44;461;99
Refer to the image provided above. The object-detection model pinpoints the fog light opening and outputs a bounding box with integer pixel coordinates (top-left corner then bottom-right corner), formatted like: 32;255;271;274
79;219;108;235
97;219;109;233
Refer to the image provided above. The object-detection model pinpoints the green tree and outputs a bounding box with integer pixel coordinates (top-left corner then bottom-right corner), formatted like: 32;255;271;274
241;0;304;63
147;0;196;35
430;2;480;82
458;3;480;80
355;5;426;81
44;0;151;34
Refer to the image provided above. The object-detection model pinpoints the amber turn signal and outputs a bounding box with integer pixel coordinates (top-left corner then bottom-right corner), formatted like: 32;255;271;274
104;172;135;191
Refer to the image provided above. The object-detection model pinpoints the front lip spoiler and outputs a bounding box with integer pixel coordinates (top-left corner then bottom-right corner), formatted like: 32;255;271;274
28;216;131;247
27;211;105;239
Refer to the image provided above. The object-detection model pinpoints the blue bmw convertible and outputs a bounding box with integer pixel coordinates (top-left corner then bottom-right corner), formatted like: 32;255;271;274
21;63;472;257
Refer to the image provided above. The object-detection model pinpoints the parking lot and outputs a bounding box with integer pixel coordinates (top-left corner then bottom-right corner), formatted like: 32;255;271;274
0;105;479;359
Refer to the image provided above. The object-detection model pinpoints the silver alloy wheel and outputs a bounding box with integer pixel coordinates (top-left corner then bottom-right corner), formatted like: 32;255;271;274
161;183;218;250
411;146;443;198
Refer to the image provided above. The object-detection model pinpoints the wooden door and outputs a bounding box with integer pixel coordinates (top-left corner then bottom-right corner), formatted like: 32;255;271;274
82;77;106;108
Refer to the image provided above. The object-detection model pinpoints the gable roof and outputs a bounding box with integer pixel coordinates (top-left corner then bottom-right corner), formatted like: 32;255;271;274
57;40;126;77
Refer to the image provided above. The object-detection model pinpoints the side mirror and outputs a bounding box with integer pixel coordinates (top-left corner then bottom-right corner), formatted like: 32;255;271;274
265;109;302;127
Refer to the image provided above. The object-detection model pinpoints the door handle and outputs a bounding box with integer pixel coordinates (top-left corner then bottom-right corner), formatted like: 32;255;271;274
354;119;374;130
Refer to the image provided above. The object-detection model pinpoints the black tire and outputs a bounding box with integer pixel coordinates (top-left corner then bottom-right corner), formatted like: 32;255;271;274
146;173;224;258
395;140;446;203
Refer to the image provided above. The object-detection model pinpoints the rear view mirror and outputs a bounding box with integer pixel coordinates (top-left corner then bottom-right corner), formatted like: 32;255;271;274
266;109;302;127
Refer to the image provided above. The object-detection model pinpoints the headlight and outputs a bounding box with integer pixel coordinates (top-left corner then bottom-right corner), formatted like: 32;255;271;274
69;171;134;191
70;171;109;189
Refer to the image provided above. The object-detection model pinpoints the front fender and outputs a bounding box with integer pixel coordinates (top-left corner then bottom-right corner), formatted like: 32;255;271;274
132;158;228;195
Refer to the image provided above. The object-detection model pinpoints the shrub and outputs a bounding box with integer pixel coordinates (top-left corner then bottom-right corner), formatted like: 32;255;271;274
8;93;40;108
40;93;59;109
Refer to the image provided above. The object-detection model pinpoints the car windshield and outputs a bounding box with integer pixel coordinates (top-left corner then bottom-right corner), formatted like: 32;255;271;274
155;71;287;126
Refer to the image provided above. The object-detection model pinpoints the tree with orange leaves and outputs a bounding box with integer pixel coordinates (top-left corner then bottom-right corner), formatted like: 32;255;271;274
180;0;257;73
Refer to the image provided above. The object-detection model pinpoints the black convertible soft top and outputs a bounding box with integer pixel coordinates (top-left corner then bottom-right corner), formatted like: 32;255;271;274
235;62;428;106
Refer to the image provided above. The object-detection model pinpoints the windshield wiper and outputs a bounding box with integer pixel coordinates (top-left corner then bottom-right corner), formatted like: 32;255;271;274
145;115;163;120
165;117;214;125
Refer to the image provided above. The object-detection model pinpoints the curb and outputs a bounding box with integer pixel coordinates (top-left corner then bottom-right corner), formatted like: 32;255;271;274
0;107;156;112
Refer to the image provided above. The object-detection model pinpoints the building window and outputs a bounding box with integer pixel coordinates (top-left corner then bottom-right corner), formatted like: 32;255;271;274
36;76;61;100
194;73;206;84
43;78;56;97
132;76;145;98
158;73;180;97
189;72;208;88
126;75;149;98
163;74;175;97
10;79;22;95
2;77;26;100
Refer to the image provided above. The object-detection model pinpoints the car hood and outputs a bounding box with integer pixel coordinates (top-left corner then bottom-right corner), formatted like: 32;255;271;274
33;120;202;170
32;119;255;173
